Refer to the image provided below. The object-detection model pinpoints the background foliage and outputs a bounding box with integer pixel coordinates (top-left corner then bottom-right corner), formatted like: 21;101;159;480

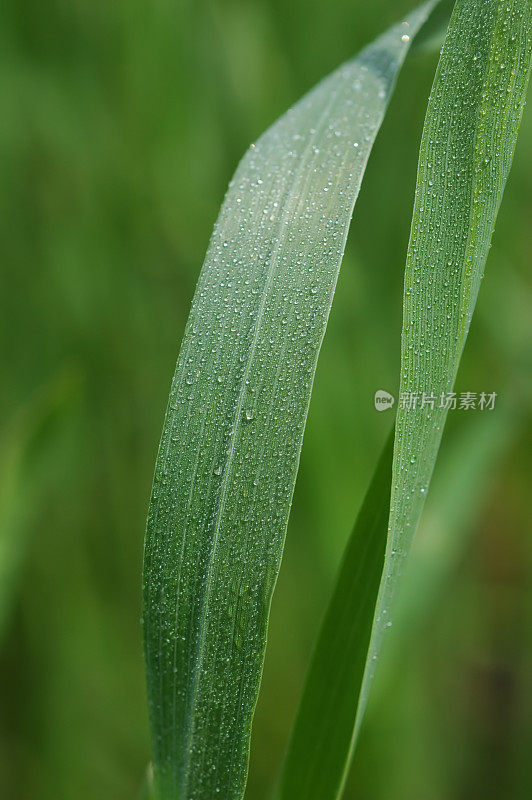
1;1;531;799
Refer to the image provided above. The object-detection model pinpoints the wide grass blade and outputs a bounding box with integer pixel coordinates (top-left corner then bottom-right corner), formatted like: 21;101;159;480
142;4;436;798
358;0;531;747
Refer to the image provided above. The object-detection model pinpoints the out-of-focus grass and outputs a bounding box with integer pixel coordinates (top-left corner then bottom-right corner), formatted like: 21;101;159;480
0;2;530;799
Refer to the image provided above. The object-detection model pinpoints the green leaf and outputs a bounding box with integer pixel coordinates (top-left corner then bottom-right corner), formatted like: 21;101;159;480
142;4;437;798
358;0;531;747
277;432;393;800
372;404;519;706
278;2;530;798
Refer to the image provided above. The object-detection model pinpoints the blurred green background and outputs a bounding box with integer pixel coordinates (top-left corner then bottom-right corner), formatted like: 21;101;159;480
1;1;531;798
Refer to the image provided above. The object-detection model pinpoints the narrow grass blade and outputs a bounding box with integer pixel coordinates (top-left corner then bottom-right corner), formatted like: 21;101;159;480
372;404;519;702
358;0;531;747
277;432;393;800
278;3;530;798
142;4;436;798
278;407;514;800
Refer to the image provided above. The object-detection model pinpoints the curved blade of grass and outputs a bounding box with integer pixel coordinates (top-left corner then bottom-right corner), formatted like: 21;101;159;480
358;0;531;746
142;4;437;798
278;2;530;798
277;405;513;800
277;432;393;800
371;403;519;705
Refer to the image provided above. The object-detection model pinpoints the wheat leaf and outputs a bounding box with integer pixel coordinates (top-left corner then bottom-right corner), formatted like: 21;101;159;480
278;2;531;798
142;4;437;798
359;0;531;752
